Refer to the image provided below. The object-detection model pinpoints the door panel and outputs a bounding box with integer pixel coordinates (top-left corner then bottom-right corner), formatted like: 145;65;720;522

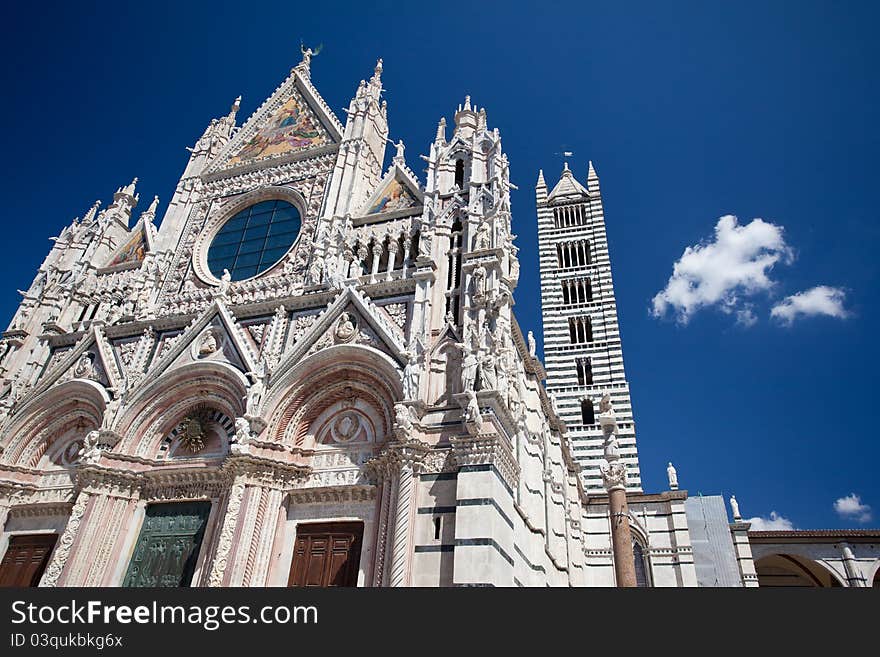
287;522;363;587
123;501;212;588
0;534;58;587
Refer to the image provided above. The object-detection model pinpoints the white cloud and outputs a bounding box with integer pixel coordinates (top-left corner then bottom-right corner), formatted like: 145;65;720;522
652;215;793;324
735;307;757;327
834;493;872;523
746;511;796;531
770;286;850;325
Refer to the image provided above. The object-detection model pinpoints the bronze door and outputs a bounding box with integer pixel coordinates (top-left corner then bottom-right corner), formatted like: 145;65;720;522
0;534;58;587
287;522;363;587
123;501;212;587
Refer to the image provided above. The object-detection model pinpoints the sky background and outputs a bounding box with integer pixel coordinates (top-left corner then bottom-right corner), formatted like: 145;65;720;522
1;1;876;530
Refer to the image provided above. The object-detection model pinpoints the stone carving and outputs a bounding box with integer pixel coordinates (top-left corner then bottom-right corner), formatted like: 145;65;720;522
463;389;480;426
471;264;486;299
245;358;267;417
335;312;357;343
473;218;491;250
479;353;497;390
77;430;103;464
527;330;536;357
382;303;407;331
598;392;614;416
599;460;627;490
393;403;413;441
177;408;212;453
457;341;478;393
667;462;678;490
72;352;97;380
401;349;420;400
101;395;121;431
730;495;741;519
218;268;232;296
197;329;219;357
231;417;252;455
417;228;432;259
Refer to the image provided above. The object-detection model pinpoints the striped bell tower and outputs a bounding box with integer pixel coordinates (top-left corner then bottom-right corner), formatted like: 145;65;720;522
536;161;642;491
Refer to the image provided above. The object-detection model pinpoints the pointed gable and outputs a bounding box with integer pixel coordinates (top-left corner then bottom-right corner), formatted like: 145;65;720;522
209;68;343;174
106;223;147;268
358;163;423;218
548;163;589;202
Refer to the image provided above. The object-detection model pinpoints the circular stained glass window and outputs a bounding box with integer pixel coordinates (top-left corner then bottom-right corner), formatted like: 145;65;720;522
207;200;301;281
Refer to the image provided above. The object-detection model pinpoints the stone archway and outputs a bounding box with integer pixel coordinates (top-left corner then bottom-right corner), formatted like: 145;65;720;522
754;554;845;587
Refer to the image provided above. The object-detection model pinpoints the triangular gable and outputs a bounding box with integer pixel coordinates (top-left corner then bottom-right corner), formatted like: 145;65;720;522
106;223;148;268
359;164;423;217
548;165;589;202
208;68;343;174
272;285;407;383
131;298;259;398
27;326;122;401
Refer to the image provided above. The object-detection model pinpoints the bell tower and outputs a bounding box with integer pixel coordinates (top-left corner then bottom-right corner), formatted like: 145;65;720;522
536;161;642;491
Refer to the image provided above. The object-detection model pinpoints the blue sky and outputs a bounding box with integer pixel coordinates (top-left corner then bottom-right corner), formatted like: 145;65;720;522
1;2;876;529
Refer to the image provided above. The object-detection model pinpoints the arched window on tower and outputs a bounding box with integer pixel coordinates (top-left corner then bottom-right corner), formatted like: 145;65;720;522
454;160;465;189
580;399;594;425
633;540;651;587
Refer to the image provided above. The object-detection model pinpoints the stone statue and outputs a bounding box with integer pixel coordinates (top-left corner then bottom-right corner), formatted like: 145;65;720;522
471;264;486;299
473;219;491;250
479;353;497;390
418;229;432;259
598;392;614;416
78;430;103;464
308;259;323;285
393;402;413;441
458;342;478;392
218;269;232;296
394;139;405;161
667;462;678;490
730;495;741;519
198;330;218;356
527;330;536;357
335;312;357;342
401;350;420;400
603;432;620;461
245;359;267;417
463;389;480;425
73;353;97;380
101;395;121;431
234;417;252;445
549;392;559;415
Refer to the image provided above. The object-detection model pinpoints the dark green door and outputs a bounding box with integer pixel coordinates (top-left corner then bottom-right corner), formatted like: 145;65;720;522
123;501;212;587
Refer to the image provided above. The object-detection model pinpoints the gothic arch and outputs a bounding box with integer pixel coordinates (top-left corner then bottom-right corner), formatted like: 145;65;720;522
263;344;400;450
0;379;107;467
115;361;248;458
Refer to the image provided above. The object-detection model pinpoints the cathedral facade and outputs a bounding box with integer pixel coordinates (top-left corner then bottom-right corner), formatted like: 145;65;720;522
0;53;602;587
1;53;873;588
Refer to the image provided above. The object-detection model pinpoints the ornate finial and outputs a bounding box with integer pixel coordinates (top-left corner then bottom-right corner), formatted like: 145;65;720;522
141;195;159;221
435;117;447;142
374;58;383;76
83;200;101;224
229;95;241;119
463;95;472;111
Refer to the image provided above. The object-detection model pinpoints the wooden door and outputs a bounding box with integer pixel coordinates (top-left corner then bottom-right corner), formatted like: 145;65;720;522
123;501;212;587
287;522;363;587
0;534;58;587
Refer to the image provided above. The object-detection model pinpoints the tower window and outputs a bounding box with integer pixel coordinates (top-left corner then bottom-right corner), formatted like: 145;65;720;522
576;357;592;386
568;316;593;344
454;160;465;189
580;399;595;425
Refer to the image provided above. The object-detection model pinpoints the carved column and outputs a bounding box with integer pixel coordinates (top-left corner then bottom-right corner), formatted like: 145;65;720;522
207;480;246;587
385;239;399;281
39;490;91;587
598;405;636;588
370;242;383;281
367;439;428;587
